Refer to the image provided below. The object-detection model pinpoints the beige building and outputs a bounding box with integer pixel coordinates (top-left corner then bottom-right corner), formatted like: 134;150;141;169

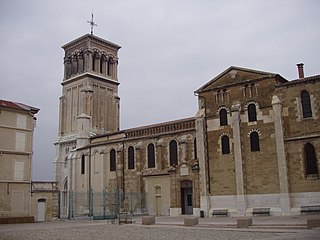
0;100;39;222
54;33;319;219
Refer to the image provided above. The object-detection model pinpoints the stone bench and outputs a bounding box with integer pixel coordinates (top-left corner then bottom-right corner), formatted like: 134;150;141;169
307;219;320;229
252;208;270;216
237;218;252;228
300;205;320;214
0;216;34;224
142;215;155;225
212;209;228;216
184;216;198;226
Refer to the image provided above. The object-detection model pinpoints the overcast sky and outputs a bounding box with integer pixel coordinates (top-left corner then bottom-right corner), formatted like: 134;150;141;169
0;0;319;181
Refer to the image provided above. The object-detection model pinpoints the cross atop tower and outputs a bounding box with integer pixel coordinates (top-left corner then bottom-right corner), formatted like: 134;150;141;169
87;12;97;35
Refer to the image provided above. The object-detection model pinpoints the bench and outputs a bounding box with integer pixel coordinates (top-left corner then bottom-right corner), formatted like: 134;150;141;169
212;209;228;216
252;208;270;216
300;205;320;214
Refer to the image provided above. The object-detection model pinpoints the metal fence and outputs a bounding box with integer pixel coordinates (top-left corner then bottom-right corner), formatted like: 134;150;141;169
66;190;147;219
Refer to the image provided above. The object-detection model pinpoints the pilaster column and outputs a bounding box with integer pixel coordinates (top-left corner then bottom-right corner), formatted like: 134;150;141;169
231;103;246;216
195;109;210;216
272;95;291;215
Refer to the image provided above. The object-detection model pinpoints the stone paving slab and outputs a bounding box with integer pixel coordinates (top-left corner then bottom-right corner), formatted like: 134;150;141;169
0;214;319;240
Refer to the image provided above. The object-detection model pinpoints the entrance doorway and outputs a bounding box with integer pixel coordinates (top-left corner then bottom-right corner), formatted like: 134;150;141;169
181;180;193;215
37;199;46;222
155;186;162;216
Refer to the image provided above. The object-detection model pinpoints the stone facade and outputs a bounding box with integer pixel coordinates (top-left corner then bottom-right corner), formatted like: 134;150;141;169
0;100;39;220
55;33;320;218
195;66;320;216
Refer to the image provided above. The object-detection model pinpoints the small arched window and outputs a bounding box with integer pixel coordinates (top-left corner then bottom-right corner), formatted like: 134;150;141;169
147;143;155;168
304;143;318;176
301;90;312;118
110;149;116;172
100;57;103;74
81;154;85;174
107;58;112;76
219;108;228;126
194;138;197;159
221;135;230;154
128;146;135;170
250;132;260;151
169;140;178;166
248;103;257;122
92;54;96;72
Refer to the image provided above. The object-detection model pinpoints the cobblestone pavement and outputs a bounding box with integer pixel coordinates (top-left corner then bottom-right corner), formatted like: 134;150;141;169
0;220;319;240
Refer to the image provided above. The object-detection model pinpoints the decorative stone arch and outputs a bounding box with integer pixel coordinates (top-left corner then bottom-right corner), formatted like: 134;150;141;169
248;129;261;151
244;101;259;122
219;133;232;154
217;105;230;126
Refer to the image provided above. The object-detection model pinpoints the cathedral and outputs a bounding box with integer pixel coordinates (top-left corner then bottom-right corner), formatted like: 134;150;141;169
54;33;320;219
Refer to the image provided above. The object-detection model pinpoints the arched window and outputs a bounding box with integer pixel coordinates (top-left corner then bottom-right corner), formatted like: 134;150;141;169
92;54;96;72
110;149;116;172
128;146;135;170
81;154;85;174
107;58;112;76
301;90;312;118
250;132;260;151
169;140;178;166
147;143;155;168
194;138;197;159
248;103;257;122
221;135;230;154
304;143;318;176
100;57;103;74
219;108;228;126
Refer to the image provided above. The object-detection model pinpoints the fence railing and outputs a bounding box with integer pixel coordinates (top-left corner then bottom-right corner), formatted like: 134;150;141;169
63;190;147;219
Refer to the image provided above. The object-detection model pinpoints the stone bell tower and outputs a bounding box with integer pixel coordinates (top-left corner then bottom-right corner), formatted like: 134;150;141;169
58;33;121;136
54;32;121;188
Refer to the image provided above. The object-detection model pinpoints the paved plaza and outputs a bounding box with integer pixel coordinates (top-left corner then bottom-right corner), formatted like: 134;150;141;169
0;215;319;240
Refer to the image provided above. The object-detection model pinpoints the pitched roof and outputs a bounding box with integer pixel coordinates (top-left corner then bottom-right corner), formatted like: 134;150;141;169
277;74;320;87
0;100;39;114
195;66;287;93
62;33;121;50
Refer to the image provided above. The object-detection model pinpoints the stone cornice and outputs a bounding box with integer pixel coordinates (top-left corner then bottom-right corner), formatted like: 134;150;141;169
62;34;121;50
61;72;119;86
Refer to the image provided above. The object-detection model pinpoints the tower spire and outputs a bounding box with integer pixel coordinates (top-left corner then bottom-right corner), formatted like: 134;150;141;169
87;11;97;35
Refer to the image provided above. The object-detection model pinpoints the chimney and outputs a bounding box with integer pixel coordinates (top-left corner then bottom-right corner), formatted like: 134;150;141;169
297;63;304;78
